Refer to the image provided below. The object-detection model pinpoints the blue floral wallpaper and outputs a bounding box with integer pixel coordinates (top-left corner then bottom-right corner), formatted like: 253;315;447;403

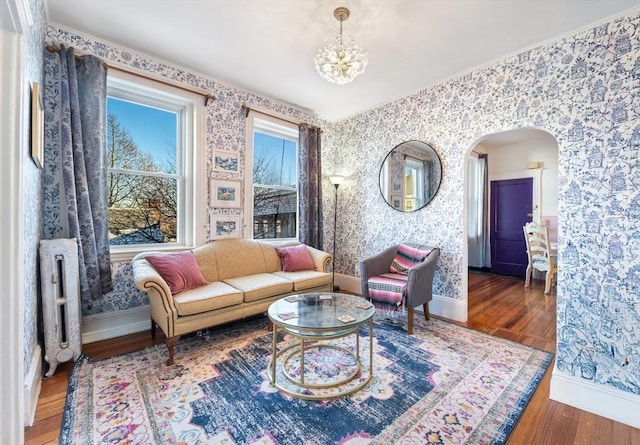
325;10;640;396
41;9;639;399
43;25;320;315
23;0;46;379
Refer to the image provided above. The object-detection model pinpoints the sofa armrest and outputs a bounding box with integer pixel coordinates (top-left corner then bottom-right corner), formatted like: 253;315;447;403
131;253;178;317
305;245;332;272
359;246;398;298
406;248;440;307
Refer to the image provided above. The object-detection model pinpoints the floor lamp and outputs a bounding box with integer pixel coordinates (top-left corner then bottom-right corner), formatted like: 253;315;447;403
329;175;345;291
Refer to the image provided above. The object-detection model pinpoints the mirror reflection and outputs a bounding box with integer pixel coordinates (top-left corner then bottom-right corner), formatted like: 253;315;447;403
379;140;442;212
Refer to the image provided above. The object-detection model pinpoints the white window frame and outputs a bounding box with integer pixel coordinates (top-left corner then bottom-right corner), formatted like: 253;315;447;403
107;70;205;261
404;157;425;208
244;112;299;242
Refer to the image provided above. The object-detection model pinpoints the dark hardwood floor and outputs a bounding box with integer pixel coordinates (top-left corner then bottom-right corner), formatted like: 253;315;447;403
24;272;640;444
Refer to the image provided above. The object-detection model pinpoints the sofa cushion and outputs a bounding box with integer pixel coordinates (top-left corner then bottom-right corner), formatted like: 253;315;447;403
223;273;293;303
211;238;269;280
173;281;244;316
272;270;332;291
275;244;316;272
145;251;208;293
191;242;220;282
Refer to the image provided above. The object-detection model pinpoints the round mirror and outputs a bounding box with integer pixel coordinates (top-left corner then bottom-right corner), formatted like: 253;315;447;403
379;140;442;212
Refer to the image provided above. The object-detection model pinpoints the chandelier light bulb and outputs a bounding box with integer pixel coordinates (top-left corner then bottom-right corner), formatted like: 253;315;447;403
314;7;368;85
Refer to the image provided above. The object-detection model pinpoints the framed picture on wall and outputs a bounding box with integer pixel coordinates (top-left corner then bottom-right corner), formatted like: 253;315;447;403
213;149;239;173
211;179;242;207
31;81;44;169
210;215;241;239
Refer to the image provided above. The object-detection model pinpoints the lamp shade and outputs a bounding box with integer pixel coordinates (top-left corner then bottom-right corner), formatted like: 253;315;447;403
329;175;345;185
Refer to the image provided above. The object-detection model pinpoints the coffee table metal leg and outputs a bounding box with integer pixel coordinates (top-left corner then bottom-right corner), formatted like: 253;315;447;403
300;338;305;385
369;319;373;378
271;324;277;385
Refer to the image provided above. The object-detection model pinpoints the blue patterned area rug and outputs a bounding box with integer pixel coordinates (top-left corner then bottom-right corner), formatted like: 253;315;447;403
60;317;552;444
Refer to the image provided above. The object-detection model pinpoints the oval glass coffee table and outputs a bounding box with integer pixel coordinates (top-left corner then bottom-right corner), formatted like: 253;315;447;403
267;292;375;400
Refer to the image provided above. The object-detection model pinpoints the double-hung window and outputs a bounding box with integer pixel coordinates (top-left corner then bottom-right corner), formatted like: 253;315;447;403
106;71;205;260
245;113;299;240
404;157;424;212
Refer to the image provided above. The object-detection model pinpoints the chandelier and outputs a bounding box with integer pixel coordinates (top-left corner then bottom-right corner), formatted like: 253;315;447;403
314;7;368;85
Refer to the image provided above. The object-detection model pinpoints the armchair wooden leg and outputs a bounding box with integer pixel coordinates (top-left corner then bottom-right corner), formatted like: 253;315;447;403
150;319;157;338
165;336;180;366
423;303;430;321
407;307;414;335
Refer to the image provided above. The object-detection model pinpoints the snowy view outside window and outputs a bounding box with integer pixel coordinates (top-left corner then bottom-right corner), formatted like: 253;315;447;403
252;131;297;239
107;97;179;246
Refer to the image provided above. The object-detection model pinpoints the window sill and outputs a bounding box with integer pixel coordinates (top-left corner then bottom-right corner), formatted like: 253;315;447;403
109;244;195;263
253;238;299;246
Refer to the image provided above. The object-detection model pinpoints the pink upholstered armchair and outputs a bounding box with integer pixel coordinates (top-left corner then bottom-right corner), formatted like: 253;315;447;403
359;243;440;334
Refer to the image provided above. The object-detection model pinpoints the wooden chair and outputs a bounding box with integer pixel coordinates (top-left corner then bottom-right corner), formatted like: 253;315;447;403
523;222;557;294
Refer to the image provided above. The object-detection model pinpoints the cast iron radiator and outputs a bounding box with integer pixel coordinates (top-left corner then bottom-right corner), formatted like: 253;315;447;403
39;238;82;377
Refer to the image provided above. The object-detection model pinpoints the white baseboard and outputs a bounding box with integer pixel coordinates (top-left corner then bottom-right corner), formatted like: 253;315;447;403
550;367;640;428
334;273;362;294
428;295;468;322
80;275;468;343
23;345;41;427
335;274;468;322
82;305;151;344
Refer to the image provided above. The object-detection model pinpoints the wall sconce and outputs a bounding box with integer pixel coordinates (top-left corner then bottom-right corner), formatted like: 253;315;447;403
329;175;345;291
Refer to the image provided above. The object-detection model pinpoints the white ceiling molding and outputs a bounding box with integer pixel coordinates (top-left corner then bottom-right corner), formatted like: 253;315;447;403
0;0;33;33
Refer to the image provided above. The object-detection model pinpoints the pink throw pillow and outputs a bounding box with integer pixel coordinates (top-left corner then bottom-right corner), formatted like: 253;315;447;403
145;251;208;293
276;245;316;272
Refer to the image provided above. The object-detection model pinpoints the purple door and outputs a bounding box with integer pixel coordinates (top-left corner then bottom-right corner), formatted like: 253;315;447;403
490;178;533;276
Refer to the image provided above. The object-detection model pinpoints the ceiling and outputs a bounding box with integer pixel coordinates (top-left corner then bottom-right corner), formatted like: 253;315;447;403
45;0;638;121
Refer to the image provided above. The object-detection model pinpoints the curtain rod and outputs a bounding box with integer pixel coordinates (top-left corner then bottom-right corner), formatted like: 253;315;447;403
45;45;216;106
403;154;422;163
241;104;322;133
241;104;302;127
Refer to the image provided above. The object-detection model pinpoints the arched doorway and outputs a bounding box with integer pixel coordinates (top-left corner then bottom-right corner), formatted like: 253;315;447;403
465;128;558;278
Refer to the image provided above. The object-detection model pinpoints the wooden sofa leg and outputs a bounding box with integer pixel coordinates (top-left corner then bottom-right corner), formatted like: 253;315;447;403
165;336;180;366
423;303;430;321
407;307;414;335
151;319;157;338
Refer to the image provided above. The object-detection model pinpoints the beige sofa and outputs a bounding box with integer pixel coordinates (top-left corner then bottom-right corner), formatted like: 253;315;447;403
132;238;332;365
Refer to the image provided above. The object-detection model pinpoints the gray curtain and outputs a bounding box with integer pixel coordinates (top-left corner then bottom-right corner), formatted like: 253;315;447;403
298;124;323;249
423;160;432;199
58;45;112;300
467;153;489;268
